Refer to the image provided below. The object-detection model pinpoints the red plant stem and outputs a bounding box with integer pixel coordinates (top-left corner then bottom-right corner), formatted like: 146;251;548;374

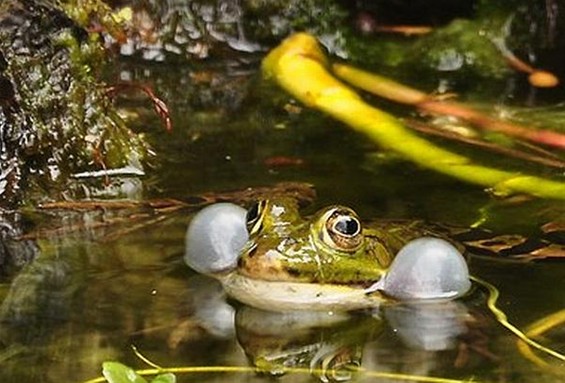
333;63;565;150
419;100;565;149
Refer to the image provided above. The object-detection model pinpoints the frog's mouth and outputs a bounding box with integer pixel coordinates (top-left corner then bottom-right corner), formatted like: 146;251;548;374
218;272;387;312
218;234;473;312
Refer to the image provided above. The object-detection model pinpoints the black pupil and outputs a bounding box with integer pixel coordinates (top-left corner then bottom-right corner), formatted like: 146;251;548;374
334;216;359;236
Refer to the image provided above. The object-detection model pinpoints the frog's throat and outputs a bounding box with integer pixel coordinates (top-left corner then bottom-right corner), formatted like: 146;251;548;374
217;272;391;312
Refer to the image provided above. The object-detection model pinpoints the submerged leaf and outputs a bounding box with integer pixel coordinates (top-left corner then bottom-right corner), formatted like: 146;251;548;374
150;373;176;383
102;362;148;383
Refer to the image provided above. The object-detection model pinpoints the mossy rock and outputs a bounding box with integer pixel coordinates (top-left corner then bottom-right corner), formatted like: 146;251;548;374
0;0;150;207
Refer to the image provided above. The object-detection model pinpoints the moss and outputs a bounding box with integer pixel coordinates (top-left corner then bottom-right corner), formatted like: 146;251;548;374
410;19;510;78
0;0;149;207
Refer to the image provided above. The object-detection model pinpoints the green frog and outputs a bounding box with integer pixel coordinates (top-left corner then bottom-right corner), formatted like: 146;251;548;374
239;197;450;283
185;197;471;311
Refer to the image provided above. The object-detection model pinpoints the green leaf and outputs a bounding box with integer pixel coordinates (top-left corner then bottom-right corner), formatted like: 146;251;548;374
102;362;148;383
150;373;176;383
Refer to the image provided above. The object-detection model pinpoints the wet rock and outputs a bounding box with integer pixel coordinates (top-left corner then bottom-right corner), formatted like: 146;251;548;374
0;0;150;207
113;0;347;60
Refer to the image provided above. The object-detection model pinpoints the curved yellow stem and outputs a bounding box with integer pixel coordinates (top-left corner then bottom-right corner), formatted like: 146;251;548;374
517;309;565;371
131;345;163;369
333;63;565;148
471;276;565;363
82;365;476;383
262;33;565;200
525;309;565;337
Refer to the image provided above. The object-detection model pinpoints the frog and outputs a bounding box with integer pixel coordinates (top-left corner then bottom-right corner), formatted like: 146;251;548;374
239;197;393;285
185;196;471;312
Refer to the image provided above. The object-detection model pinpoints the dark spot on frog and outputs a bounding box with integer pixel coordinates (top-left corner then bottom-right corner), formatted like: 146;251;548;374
246;202;260;226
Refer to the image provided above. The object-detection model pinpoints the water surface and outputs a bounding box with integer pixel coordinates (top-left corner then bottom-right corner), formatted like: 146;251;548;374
1;15;564;383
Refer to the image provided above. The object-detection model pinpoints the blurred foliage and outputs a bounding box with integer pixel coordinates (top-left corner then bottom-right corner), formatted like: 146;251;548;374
262;33;565;200
344;1;557;85
0;0;561;215
410;19;509;78
110;0;565;83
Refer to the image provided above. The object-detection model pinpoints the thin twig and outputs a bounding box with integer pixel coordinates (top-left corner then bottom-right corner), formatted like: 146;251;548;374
472;276;565;362
107;82;172;131
332;63;565;150
405;119;565;169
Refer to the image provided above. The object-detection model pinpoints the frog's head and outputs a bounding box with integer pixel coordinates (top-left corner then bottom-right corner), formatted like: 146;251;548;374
246;198;365;254
185;199;471;307
239;198;387;284
245;198;302;239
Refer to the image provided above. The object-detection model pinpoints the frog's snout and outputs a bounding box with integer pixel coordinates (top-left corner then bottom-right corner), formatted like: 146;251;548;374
378;237;471;301
185;203;249;274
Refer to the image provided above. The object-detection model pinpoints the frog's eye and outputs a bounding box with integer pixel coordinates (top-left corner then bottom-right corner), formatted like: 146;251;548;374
246;200;267;234
321;207;364;253
333;215;361;237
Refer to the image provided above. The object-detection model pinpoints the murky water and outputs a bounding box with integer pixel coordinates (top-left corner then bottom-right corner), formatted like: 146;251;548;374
1;14;565;383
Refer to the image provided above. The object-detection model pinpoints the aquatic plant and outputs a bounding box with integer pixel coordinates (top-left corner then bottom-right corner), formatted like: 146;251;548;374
261;33;565;200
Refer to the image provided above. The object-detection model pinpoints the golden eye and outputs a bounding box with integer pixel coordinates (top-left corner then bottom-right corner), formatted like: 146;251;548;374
246;200;266;234
321;207;364;253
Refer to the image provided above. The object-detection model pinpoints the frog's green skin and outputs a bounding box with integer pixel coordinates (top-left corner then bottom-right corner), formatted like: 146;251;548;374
238;197;455;286
220;197;459;311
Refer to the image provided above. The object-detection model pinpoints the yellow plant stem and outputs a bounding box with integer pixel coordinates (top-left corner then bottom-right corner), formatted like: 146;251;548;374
82;365;477;383
332;63;565;148
83;343;480;383
131;345;162;369
526;309;565;337
262;33;565;200
517;309;565;371
471;276;565;363
333;63;430;104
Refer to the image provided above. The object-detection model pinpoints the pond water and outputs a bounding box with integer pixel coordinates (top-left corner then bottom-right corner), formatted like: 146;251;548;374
1;11;565;383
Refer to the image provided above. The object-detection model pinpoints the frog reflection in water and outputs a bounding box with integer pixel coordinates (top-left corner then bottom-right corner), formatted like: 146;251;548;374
185;197;471;312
